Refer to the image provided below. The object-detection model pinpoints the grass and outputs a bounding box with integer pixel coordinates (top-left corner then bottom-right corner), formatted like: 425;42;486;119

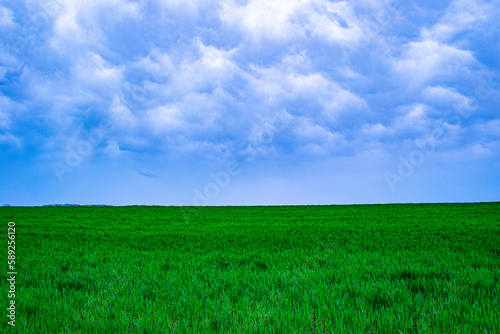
1;202;499;333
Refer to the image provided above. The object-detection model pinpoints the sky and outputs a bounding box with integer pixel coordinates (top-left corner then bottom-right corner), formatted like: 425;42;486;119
0;0;499;206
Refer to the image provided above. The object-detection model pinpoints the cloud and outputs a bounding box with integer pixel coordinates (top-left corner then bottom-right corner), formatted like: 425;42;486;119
393;40;476;89
293;117;345;156
321;88;369;124
73;52;124;90
170;41;239;95
360;104;435;142
306;0;365;47
481;119;500;138
393;104;432;132
220;0;306;44
50;0;141;54
0;132;21;148
146;104;184;132
360;122;389;140
472;118;500;145
248;52;369;119
103;140;123;157
421;85;472;110
220;0;365;48
157;0;219;17
0;5;14;28
0;96;14;128
422;0;495;43
138;169;159;179
1;0;499;205
109;96;134;125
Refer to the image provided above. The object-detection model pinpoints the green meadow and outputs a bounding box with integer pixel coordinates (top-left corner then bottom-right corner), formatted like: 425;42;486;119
1;202;499;333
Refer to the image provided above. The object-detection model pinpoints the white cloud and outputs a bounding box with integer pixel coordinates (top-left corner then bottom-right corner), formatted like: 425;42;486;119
109;96;134;125
0;5;14;28
174;42;239;93
292;117;346;156
157;0;218;17
473;118;500;141
73;53;123;89
146;104;184;132
50;0;140;54
422;0;494;43
250;70;329;104
103;139;123;157
248;55;368;121
358;104;441;147
158;0;199;14
128;43;370;151
365;104;437;142
167;138;228;156
221;0;306;43
220;0;364;47
27;76;95;126
0;132;21;148
280;51;312;71
51;2;98;53
133;42;239;101
298;143;328;156
0;111;10;129
322;88;369;121
306;1;364;47
0;96;14;128
132;48;175;81
172;90;226;129
393;104;432;132
3;0;497;164
421;85;472;109
394;40;476;88
360;122;388;138
294;117;342;143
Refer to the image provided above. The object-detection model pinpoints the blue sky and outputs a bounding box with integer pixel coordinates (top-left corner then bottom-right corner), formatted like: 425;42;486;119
0;0;499;206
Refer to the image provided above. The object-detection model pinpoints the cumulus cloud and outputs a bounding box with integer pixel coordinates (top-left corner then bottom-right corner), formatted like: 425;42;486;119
421;0;495;43
146;104;184;132
157;0;219;17
73;52;124;90
220;0;368;50
248;52;369;121
421;85;472;108
306;0;365;47
103;139;124;157
0;0;498;203
220;0;307;44
393;40;476;89
0;5;14;28
293;117;345;156
0;96;14;128
50;0;141;54
0;132;21;148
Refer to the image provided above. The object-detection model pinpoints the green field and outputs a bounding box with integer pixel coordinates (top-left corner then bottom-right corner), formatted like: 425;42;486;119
1;203;500;333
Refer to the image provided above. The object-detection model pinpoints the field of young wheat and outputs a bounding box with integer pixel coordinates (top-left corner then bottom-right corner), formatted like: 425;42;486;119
1;203;499;333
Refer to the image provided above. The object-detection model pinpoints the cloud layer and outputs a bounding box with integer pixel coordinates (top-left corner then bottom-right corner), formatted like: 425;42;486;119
1;0;499;205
